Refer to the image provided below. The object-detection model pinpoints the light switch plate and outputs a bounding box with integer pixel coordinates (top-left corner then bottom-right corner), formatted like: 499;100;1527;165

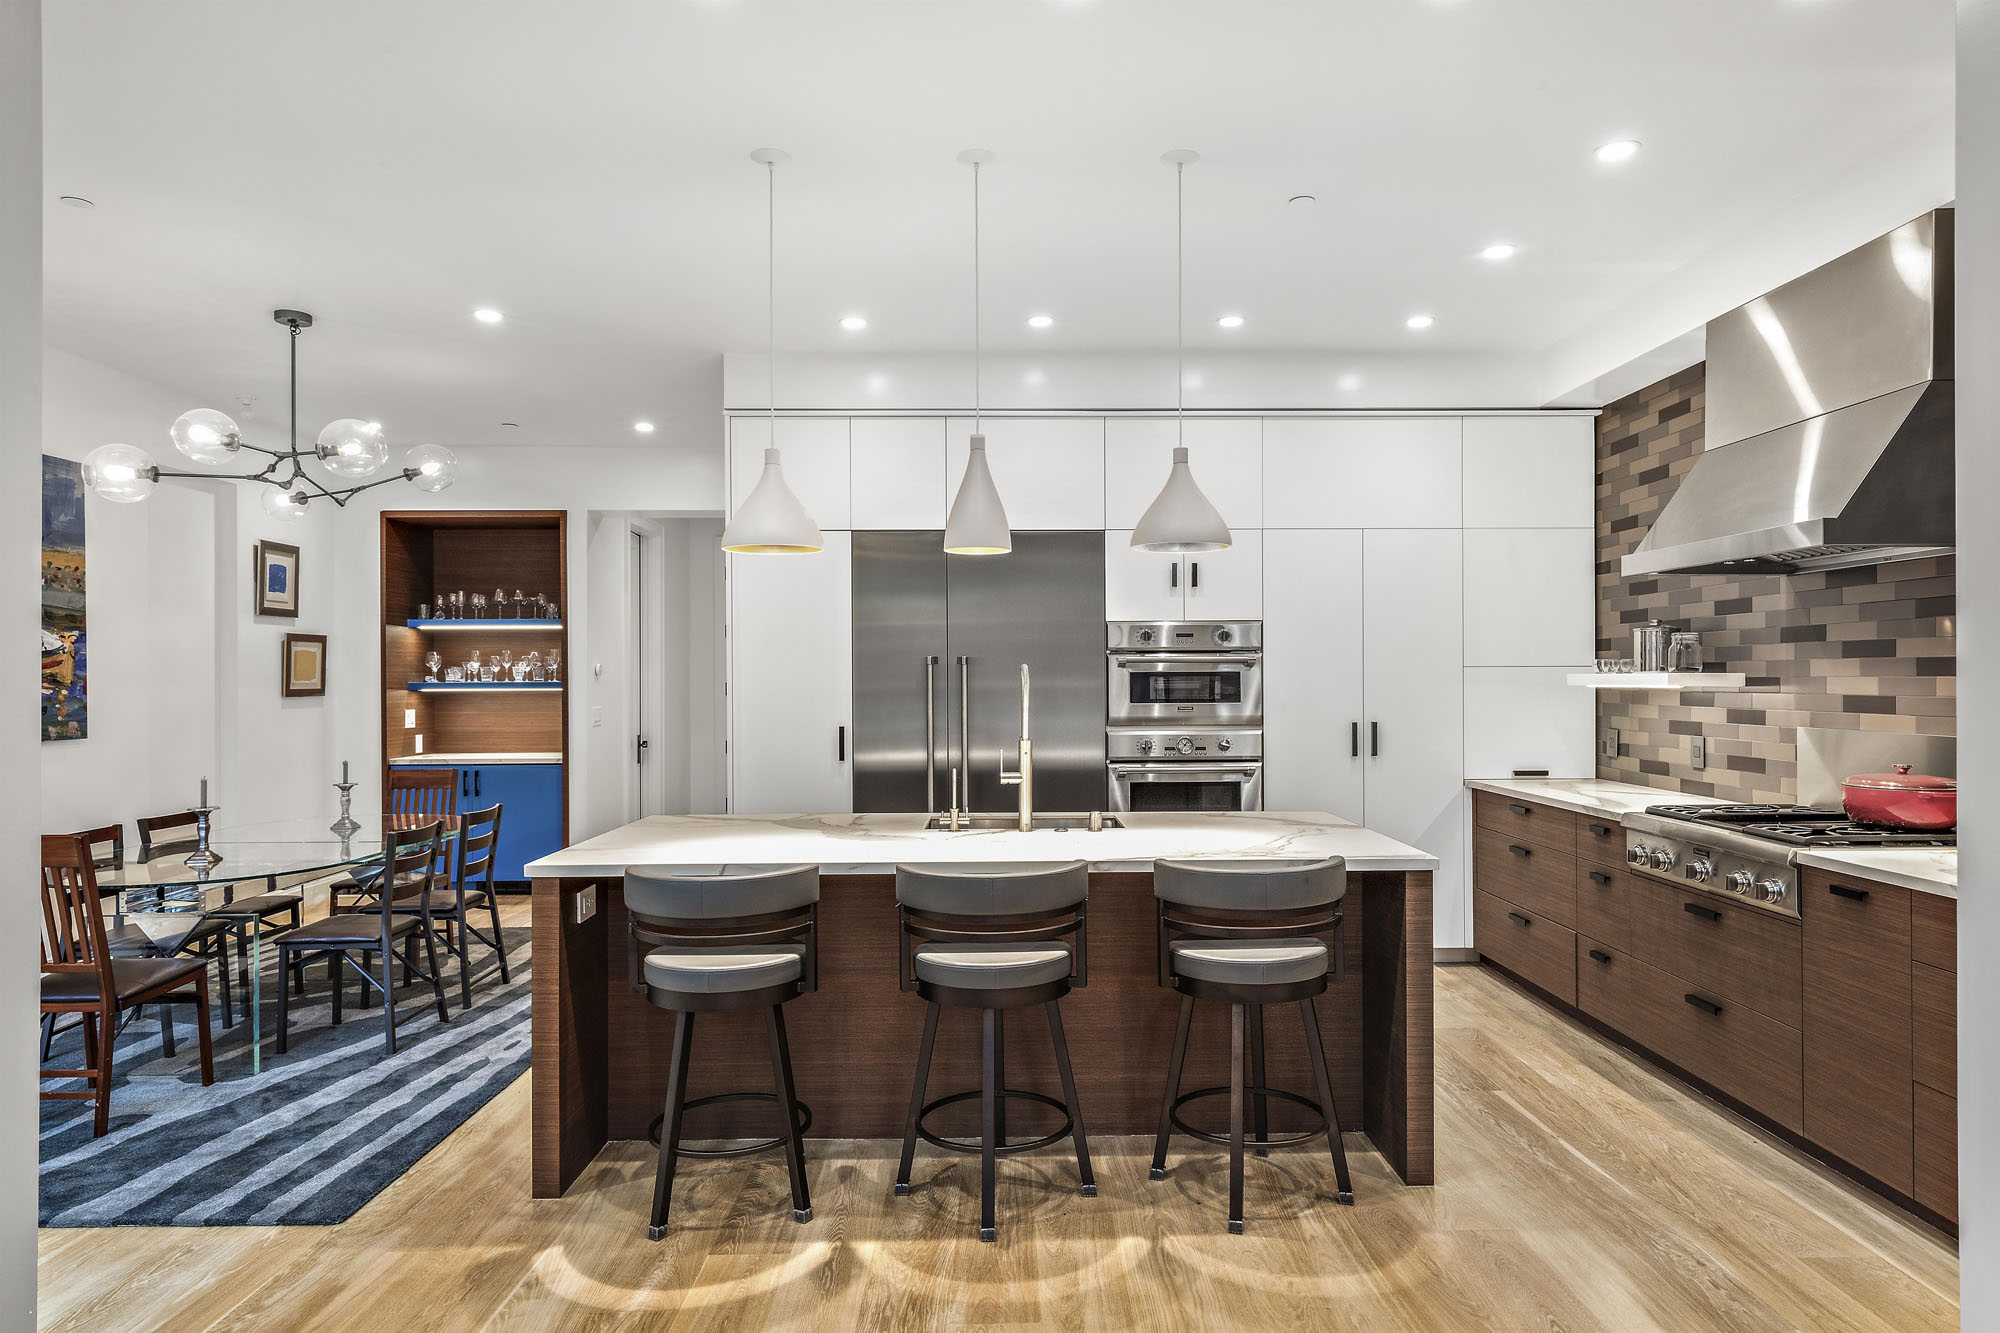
1691;736;1707;770
591;705;603;728
414;735;423;754
1602;727;1620;760
404;708;416;729
576;885;597;924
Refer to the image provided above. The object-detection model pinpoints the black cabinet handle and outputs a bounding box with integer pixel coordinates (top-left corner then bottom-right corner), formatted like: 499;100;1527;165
1508;844;1532;858
1370;721;1379;758
1829;882;1869;902
1508;803;1532;816
1588;948;1612;964
1170;563;1178;590
1350;721;1359;758
1684;993;1723;1016
1588;871;1612;885
462;770;471;798
473;769;481;799
1507;911;1531;928
1682;901;1721;922
1190;561;1200;590
837;725;846;762
1587;823;1613;837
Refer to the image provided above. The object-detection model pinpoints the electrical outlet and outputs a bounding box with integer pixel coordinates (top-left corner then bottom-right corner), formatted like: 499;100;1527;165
1691;736;1707;770
1602;727;1620;760
403;708;416;729
414;734;423;754
576;884;598;924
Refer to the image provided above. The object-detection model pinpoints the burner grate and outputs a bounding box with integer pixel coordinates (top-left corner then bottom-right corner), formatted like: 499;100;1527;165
1737;821;1956;849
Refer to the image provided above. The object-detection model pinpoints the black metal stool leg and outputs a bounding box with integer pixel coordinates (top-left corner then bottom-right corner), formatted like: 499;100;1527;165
765;1005;813;1223
1301;998;1355;1205
648;1010;695;1241
1046;1000;1095;1195
1151;993;1194;1180
1249;1003;1270;1157
896;1000;940;1195
980;1006;998;1243
1228;1001;1246;1235
992;1006;1007;1149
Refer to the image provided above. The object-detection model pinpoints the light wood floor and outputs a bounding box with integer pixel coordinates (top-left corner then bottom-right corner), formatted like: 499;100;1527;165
37;934;1958;1331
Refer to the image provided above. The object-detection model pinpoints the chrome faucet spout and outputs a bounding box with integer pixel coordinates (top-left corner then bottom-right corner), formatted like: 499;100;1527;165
998;663;1033;831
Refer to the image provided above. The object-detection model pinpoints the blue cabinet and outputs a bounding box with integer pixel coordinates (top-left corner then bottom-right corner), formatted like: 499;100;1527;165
454;763;563;881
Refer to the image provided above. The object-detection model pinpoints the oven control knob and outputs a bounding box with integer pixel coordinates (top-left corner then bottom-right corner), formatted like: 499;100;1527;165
1628;843;1651;866
1686;858;1714;882
1215;627;1233;644
1174;736;1195;755
1650;847;1678;871
1757;878;1788;904
1136;737;1154;754
1216;736;1232;751
1726;870;1755;895
1135;627;1156;645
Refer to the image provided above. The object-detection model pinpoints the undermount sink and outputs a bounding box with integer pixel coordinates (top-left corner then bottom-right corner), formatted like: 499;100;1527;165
925;813;1123;832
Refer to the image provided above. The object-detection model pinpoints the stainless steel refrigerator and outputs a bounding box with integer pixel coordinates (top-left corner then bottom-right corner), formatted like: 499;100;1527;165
852;530;1107;814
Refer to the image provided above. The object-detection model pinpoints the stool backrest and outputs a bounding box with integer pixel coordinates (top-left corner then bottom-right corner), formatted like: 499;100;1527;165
621;865;821;996
894;861;1091;993
1152;857;1348;988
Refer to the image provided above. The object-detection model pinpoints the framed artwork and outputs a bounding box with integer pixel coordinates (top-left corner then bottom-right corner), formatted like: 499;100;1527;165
41;455;87;741
255;540;301;618
282;632;327;697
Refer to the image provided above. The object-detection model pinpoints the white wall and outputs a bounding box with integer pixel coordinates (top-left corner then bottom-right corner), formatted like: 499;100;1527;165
1958;0;1995;1320
2;0;38;1319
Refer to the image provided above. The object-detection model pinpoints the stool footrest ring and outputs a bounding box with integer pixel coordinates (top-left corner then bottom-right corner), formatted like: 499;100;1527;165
647;1091;813;1159
916;1088;1072;1156
1167;1084;1328;1150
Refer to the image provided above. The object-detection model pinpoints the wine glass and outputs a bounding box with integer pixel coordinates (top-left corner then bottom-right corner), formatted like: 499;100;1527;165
497;648;512;677
546;649;561;682
424;651;441;683
470;592;487;619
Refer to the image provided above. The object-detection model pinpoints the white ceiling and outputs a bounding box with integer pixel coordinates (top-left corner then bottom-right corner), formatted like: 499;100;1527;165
42;0;1954;449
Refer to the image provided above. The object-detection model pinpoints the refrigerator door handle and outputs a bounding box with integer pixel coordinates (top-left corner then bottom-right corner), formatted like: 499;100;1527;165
958;654;971;793
924;655;940;812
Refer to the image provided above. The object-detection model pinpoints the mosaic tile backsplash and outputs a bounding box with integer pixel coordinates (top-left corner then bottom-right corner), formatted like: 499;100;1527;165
1595;363;1956;803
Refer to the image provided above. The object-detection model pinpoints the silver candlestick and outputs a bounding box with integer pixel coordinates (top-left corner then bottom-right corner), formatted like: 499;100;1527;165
184;805;224;870
331;781;361;836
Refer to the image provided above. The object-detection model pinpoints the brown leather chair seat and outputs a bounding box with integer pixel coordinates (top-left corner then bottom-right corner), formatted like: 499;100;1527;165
41;955;209;1005
283;912;422;949
219;889;305;917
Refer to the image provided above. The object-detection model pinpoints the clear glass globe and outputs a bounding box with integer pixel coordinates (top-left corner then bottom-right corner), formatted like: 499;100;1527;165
315;418;388;479
404;443;458;493
81;443;157;503
169;408;241;465
261;487;309;521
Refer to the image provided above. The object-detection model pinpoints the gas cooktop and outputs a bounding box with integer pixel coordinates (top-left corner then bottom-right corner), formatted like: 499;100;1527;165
1643;803;1956;848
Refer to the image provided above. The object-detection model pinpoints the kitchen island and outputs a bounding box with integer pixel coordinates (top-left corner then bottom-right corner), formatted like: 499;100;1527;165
527;811;1436;1198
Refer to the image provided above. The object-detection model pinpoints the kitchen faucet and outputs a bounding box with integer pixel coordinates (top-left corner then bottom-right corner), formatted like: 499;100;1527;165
999;662;1033;831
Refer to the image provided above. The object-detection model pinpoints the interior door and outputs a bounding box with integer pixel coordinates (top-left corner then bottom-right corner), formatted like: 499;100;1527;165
728;531;853;814
1261;529;1364;820
1363;527;1467;949
850;531;949;813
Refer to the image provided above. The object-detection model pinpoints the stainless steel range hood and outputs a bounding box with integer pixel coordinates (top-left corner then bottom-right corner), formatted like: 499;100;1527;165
1622;210;1954;577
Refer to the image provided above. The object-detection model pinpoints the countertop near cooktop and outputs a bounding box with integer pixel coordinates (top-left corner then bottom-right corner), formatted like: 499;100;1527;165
1464;777;1957;899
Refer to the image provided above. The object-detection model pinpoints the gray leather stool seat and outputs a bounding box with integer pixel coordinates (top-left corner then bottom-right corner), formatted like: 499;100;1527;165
913;941;1073;990
643;944;805;995
1169;938;1328;987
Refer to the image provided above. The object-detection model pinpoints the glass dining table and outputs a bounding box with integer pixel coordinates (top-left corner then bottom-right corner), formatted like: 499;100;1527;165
93;815;459;1073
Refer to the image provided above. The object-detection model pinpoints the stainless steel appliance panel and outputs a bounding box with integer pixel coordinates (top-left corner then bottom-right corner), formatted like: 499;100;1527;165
1108;650;1264;727
1108;760;1263;813
1107;621;1262;652
850;531;949;813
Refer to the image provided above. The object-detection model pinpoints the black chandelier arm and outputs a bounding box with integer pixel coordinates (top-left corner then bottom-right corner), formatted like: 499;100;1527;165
147;465;293;486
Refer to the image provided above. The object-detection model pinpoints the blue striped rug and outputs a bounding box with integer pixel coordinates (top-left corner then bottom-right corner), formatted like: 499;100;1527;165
38;930;531;1226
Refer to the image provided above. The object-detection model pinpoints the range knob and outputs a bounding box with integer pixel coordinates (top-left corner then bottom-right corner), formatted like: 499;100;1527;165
1136;737;1155;754
1756;878;1788;904
1650;847;1678;871
1215;627;1234;645
1628;842;1652;866
1686;857;1715;882
1135;627;1156;645
1216;736;1233;751
1725;870;1755;895
1174;736;1195;756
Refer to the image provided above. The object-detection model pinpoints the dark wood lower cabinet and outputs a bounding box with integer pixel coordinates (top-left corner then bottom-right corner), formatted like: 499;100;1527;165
1911;961;1955;1094
1802;868;1914;1197
1472;827;1576;929
1635;878;1802;1028
1574;861;1633;956
1914;1083;1958;1221
1475;889;1575;1006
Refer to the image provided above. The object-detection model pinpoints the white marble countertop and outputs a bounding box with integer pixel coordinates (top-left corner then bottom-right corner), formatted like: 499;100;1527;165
525;810;1438;878
1464;778;1956;898
388;752;562;765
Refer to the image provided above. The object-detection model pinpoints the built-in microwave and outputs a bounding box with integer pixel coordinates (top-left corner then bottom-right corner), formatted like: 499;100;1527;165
1106;621;1263;728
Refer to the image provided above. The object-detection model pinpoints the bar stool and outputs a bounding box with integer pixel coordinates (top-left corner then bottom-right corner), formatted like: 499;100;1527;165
1148;856;1354;1234
893;861;1095;1243
624;863;820;1241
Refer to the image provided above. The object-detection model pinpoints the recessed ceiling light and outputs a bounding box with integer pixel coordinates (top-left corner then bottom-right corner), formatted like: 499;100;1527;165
1406;314;1435;330
633;420;655;434
1026;314;1055;329
1288;194;1317;207
473;307;504;324
1595;140;1642;164
840;315;868;331
58;195;94;209
500;421;520;428
1481;243;1519;262
1216;315;1245;329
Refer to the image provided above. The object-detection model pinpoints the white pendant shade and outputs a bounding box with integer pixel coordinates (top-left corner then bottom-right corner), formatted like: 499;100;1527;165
944;434;1012;555
720;448;824;554
1132;445;1232;552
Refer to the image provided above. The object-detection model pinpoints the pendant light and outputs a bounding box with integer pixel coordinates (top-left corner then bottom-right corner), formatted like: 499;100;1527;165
944;148;1012;556
1132;149;1232;554
721;148;824;555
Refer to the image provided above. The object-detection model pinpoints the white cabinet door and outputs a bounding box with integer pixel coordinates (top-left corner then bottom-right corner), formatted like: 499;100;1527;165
1183;530;1263;619
946;418;1104;530
1104;418;1263;530
1462;528;1596;665
1262;418;1462;529
850;418;947;529
731;417;851;531
1262;530;1364;823
1103;531;1186;622
1462;416;1594;528
1363;528;1468;949
1463;667;1595;779
728;532;852;814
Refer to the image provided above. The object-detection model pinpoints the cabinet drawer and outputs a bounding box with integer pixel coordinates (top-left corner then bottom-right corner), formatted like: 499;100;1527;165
1473;826;1576;928
1912;892;1955;972
1635;881;1801;1027
1474;791;1577;849
1912;961;1955;1095
1576;936;1637;1032
1477;890;1576;1006
1914;1084;1957;1223
1802;867;1914;1195
1575;861;1635;955
1652;967;1804;1134
1576;814;1623;861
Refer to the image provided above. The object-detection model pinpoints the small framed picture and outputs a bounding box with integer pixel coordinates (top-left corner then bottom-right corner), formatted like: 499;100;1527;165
282;632;327;697
255;540;301;618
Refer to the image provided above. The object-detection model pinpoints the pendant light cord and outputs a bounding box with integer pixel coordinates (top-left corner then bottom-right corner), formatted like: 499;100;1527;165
972;158;982;434
767;157;777;431
1176;158;1185;446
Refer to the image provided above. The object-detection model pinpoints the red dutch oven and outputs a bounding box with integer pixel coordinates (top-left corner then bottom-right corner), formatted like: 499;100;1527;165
1840;764;1958;831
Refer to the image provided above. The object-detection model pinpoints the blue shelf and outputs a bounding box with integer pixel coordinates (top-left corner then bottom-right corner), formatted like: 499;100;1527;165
405;681;564;692
403;619;563;631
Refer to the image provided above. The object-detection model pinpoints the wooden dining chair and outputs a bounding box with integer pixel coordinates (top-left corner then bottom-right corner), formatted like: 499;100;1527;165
330;768;459;913
41;833;216;1137
139;809;304;998
277;820;452;1057
362;803;508;1009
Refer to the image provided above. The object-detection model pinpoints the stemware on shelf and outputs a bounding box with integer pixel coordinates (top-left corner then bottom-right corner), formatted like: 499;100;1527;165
546;649;561;682
424;651;442;682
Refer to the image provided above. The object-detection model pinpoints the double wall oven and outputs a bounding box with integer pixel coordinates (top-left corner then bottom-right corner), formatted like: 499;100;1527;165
1106;621;1264;812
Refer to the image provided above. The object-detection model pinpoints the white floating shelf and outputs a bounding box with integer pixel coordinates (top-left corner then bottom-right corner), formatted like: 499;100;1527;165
1566;672;1747;691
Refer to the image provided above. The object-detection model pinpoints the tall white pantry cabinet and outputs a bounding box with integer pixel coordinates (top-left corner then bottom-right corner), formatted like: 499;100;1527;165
724;412;1597;950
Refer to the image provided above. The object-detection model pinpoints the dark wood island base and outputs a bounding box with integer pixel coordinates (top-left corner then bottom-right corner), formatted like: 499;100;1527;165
532;870;1433;1198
